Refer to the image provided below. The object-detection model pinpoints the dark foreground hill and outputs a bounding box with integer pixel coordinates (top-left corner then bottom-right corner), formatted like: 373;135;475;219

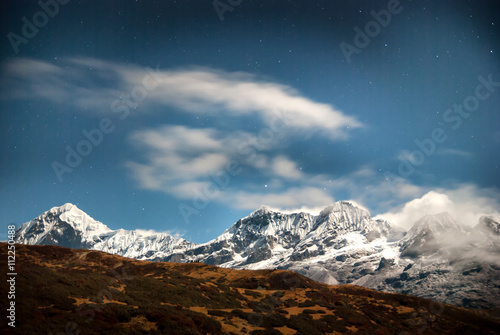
1;243;499;334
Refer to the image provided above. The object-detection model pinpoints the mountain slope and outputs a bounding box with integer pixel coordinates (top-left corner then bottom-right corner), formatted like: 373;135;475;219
2;243;499;335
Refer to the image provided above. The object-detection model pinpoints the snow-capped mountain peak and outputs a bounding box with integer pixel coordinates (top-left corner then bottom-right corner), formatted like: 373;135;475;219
398;212;464;258
15;203;111;247
405;212;463;240
316;201;373;232
319;201;368;216
58;203;112;234
15;204;194;259
249;205;275;217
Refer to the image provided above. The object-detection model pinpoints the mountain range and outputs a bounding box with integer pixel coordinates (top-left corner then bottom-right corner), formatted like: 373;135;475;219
14;202;500;310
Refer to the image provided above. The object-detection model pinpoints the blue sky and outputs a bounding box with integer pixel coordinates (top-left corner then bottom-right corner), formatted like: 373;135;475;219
1;0;500;243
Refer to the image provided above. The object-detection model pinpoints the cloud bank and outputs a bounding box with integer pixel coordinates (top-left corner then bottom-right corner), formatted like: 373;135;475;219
375;185;500;229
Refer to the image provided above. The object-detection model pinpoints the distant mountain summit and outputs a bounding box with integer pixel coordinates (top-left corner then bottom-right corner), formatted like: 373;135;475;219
14;202;500;309
15;203;195;259
15;203;111;248
399;212;464;258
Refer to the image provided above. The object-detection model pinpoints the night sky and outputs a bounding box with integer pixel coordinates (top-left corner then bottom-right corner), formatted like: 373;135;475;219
1;0;500;243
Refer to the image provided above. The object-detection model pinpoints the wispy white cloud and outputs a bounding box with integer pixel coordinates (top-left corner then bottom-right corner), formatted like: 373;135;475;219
134;228;186;239
126;125;233;195
271;156;303;180
1;58;123;110
126;124;336;211
438;148;473;158
2;57;362;138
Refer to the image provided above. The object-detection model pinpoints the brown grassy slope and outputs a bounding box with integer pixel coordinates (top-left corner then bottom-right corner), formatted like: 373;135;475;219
0;243;499;335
